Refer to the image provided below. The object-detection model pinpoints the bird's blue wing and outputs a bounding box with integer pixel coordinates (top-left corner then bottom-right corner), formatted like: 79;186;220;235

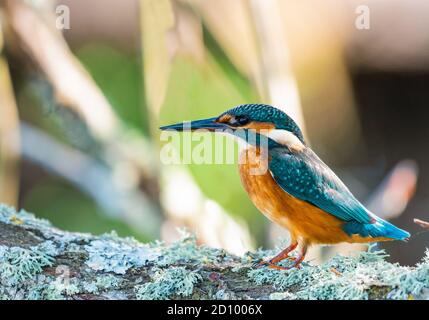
268;147;373;224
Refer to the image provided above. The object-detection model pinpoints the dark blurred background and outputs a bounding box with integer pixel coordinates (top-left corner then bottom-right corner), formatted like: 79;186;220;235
0;0;427;265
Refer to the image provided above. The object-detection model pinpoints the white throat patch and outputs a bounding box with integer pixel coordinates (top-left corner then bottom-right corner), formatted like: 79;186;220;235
266;129;305;152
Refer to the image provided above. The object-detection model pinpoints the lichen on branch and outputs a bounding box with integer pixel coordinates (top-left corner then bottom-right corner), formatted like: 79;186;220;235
0;204;428;300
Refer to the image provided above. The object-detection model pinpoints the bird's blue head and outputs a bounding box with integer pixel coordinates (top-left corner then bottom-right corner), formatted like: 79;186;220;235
160;104;306;148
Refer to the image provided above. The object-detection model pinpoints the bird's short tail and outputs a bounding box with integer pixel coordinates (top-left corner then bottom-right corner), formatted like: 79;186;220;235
344;217;410;241
375;218;410;241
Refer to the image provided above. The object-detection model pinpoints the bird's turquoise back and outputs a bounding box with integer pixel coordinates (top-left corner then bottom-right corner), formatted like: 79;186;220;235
268;146;410;241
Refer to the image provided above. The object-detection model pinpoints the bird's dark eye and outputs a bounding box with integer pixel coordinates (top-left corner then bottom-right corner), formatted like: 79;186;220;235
234;115;250;126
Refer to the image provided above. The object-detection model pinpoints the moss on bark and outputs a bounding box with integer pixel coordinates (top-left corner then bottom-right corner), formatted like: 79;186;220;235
0;205;428;300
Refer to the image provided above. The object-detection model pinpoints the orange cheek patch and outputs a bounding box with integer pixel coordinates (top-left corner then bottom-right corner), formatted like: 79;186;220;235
242;121;275;132
217;114;232;123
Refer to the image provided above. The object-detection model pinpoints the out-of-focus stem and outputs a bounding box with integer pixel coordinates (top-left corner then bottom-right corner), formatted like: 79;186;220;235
249;0;306;132
0;20;20;206
140;0;175;123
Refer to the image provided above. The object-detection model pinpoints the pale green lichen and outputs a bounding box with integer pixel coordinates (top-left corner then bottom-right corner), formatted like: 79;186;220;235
27;276;81;300
85;232;160;274
27;274;124;300
1;204;428;300
269;292;297;300
384;249;429;299
0;242;56;286
135;267;202;300
85;232;227;274
248;245;429;300
95;274;122;289
82;282;98;294
214;289;237;300
0;204;51;229
82;274;122;294
0;205;114;300
155;230;228;267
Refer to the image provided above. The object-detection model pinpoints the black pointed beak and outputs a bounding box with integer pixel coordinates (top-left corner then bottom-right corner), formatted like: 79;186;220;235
159;117;228;132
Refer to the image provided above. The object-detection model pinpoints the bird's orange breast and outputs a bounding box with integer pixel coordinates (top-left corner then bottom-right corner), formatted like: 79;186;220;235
238;148;388;245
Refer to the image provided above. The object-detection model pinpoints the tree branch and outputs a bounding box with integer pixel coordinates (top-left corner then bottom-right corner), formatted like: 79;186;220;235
0;204;428;300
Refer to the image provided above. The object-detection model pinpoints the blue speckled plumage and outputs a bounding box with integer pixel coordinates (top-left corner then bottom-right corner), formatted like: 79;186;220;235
221;104;306;143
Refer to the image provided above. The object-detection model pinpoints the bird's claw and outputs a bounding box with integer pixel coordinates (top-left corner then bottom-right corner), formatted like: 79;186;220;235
253;260;269;269
253;258;297;271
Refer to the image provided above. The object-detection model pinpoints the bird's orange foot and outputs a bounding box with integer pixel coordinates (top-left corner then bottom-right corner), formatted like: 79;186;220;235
265;263;292;271
253;257;298;270
254;260;290;270
252;242;307;271
330;268;342;276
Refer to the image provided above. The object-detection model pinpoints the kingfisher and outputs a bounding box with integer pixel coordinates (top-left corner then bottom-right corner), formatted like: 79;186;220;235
160;104;410;270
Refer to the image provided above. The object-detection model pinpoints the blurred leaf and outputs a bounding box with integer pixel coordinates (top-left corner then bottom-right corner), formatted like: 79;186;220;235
0;26;20;206
187;0;266;98
249;0;305;130
76;44;148;133
140;0;175;119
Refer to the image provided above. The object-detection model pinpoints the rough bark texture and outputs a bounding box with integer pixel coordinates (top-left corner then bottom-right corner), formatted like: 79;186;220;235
0;204;428;300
